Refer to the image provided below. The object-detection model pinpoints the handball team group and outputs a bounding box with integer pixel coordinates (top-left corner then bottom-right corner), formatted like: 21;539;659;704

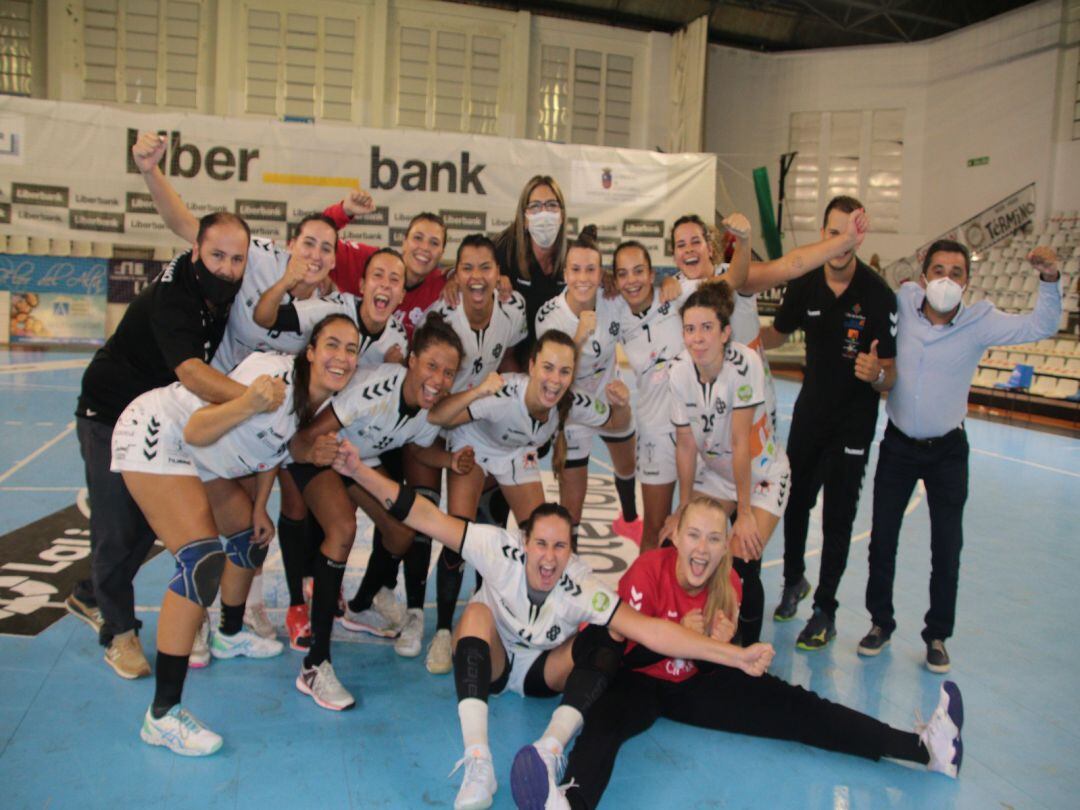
65;131;1063;809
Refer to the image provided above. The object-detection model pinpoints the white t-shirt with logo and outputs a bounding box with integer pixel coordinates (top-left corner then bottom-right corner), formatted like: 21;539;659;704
331;363;440;461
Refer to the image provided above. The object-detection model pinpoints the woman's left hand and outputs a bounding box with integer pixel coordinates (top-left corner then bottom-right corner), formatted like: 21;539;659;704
450;446;475;475
253;508;275;545
658;274;682;304
709;611;736;644
332;440;363;480
732;511;763;561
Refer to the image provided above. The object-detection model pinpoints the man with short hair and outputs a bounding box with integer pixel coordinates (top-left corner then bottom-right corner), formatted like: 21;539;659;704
858;241;1061;673
761;195;898;651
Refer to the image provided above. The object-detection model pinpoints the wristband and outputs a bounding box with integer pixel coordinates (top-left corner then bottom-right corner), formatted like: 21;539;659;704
386;486;417;522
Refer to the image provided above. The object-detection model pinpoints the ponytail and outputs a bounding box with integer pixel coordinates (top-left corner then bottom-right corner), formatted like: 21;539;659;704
292;314;358;428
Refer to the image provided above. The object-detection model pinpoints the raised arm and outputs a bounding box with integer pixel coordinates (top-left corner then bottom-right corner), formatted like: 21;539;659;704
718;213;752;291
333;440;467;552
741;208;868;295
977;248;1062;346
183;375;286;446
253;262;306;328
428;372;503;428
608;602;774;676
131;132;199;244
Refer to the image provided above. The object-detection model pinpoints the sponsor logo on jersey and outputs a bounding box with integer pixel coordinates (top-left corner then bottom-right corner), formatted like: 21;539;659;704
736;384;752;402
591;591;610;612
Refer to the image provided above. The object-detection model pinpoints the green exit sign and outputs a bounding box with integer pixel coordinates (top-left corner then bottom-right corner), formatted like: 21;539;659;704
967;156;990;167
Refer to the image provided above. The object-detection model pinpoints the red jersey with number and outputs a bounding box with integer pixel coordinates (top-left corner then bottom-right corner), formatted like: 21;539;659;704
323;202;447;340
618;546;742;683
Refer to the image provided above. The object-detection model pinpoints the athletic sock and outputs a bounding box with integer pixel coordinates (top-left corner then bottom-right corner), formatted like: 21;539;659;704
304;513;325;578
540;705;583;752
151;651;189;718
306;552;346;668
458;699;489;751
403;538;432;610
349;531;395;612
479;486;510;527
733;557;763;645
614;474;638;522
277;515;308;607
436;546;466;630
219;602;244;636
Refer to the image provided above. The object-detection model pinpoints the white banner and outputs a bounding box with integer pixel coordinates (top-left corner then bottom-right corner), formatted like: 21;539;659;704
883;183;1036;285
0;98;715;265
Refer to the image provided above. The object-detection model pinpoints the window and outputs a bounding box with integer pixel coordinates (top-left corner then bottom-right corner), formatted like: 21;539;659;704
787;109;904;233
244;6;361;121
82;0;202;108
0;0;32;96
394;25;502;134
532;45;633;147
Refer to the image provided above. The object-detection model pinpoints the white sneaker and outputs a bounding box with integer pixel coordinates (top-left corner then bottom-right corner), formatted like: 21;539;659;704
210;628;285;659
189;616;211;669
244;603;276;639
511;741;567;810
140;705;222;757
373;586;407;627
918;680;964;777
426;628;453;675
339;606;400;637
451;744;496;810
395;608;425;658
296;659;356;711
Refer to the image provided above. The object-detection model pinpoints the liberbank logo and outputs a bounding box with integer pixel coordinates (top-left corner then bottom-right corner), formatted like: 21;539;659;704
125;129;261;181
370;147;486;194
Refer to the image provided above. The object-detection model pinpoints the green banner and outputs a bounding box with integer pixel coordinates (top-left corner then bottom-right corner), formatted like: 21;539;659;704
753;166;783;260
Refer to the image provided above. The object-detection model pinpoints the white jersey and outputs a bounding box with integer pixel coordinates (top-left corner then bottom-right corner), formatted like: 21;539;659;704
292;292;409;369
669;342;780;483
462;522;619;653
330;363;440;460
614;276;701;433
213;238;310;372
535;292;622;398
425;292;528;392
455;372;612;453
712;264;778;427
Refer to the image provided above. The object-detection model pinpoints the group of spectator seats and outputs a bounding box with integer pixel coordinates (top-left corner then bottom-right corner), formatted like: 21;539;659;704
0;233;186;262
965;213;1080;332
972;337;1080;400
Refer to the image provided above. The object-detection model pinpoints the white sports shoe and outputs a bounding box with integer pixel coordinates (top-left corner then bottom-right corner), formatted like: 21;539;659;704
395;608;425;658
189;616;211;669
511;741;568;810
426;628;454;675
210;628;285;659
296;659;356;711
140;705;222;757
451;744;497;810
373;586;407;627
919;680;964;777
244;603;276;639
339;607;400;637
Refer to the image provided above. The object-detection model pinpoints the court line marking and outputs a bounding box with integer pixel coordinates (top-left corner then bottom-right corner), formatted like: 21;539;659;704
0;359;90;374
0;486;82;492
970;448;1080;478
0;421;76;484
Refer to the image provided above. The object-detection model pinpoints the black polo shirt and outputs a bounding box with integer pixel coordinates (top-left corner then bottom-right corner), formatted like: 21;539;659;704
493;229;565;349
76;251;232;426
773;259;897;435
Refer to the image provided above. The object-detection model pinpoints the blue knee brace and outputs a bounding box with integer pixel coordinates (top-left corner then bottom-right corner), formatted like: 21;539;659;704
224;528;267;569
168;538;226;607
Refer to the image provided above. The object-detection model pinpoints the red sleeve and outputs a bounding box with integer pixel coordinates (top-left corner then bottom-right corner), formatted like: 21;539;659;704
729;568;743;606
618;553;659;618
323;201;351;230
330;240;378;296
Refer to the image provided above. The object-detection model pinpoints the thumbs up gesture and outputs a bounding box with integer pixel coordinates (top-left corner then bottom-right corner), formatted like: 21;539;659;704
854;338;882;383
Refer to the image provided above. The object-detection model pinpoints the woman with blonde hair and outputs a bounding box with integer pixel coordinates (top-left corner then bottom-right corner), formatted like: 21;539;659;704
536;496;966;810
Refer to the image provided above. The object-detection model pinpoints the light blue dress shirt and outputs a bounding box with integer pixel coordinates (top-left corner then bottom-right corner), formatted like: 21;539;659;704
886;280;1062;439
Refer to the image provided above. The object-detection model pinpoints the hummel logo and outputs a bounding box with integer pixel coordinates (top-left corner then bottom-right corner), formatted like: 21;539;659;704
843;447;865;456
807;309;821;316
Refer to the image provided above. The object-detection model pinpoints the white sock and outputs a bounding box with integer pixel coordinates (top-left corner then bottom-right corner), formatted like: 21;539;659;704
458;698;489;750
540;705;584;753
246;571;264;608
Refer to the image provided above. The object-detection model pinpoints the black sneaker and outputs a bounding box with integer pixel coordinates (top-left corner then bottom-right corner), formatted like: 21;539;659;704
926;639;951;674
772;577;811;622
796;609;836;651
857;625;892;656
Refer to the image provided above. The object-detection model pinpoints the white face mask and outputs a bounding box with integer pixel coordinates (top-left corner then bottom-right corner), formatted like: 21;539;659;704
924;277;964;313
526;210;561;249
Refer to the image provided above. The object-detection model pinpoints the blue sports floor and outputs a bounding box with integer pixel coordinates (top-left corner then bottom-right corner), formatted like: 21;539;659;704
0;348;1077;809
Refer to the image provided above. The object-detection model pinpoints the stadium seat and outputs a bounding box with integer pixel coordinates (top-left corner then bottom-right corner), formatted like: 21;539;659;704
1052;378;1079;399
1031;375;1058;397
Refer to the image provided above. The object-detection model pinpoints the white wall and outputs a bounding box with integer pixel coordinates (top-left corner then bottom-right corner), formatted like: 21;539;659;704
706;0;1079;264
